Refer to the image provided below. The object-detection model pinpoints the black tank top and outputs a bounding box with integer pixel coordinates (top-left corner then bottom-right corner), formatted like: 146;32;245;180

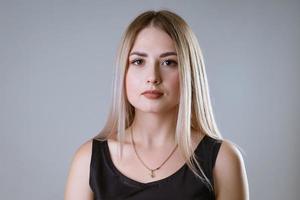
89;135;222;200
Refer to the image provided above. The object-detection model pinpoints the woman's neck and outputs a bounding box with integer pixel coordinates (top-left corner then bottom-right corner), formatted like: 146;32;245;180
128;109;178;148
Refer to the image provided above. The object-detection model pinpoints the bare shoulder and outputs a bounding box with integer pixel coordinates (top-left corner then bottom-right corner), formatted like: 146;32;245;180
74;140;93;161
64;139;94;200
213;139;249;200
216;139;244;165
68;140;93;173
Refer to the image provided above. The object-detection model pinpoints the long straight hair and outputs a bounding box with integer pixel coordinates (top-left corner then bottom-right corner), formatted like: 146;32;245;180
94;10;222;191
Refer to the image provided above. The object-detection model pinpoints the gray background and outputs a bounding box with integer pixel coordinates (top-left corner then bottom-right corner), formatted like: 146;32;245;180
1;0;299;199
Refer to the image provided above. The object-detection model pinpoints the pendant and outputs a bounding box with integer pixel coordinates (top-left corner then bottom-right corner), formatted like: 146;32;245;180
150;170;155;178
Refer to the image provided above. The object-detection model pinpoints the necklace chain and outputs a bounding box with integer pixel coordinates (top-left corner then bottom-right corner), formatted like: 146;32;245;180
130;126;178;178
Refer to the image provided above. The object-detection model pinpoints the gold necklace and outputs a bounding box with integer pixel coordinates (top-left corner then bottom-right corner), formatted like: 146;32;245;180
130;126;178;178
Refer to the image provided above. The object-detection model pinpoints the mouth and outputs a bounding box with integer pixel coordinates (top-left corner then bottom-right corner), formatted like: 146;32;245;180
142;90;163;99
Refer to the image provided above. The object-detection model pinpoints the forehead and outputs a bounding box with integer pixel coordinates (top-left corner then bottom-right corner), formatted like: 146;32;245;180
130;27;176;53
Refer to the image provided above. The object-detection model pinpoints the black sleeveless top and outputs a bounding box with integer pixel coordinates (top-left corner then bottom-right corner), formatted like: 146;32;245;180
89;135;222;200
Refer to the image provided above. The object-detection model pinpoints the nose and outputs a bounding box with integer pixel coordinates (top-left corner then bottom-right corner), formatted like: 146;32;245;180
147;78;161;85
146;62;162;85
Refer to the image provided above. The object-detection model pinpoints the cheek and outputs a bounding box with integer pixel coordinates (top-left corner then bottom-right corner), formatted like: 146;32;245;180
173;74;180;102
125;72;132;96
125;70;139;98
168;72;180;92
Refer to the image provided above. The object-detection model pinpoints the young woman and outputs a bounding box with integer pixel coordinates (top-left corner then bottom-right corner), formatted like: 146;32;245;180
64;10;249;200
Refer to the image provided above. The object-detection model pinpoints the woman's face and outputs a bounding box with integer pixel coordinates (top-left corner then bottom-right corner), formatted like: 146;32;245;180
125;26;180;114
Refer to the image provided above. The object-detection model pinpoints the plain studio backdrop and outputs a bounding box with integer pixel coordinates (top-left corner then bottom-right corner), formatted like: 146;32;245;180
0;0;299;199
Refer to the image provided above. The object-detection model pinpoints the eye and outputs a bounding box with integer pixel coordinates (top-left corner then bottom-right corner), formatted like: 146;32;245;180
130;59;144;65
162;59;178;67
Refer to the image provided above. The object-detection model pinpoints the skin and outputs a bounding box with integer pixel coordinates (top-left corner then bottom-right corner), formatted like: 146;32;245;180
125;26;180;148
64;26;249;200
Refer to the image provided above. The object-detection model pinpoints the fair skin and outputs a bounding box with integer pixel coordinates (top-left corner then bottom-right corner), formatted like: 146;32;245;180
125;25;180;148
64;26;249;200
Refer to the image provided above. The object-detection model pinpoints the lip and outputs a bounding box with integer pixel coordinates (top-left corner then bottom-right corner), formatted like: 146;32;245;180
142;90;163;95
142;90;163;99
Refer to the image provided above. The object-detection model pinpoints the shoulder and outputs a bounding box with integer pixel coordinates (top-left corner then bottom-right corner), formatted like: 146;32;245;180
71;140;94;168
215;139;243;165
213;139;249;200
64;139;94;200
76;139;94;157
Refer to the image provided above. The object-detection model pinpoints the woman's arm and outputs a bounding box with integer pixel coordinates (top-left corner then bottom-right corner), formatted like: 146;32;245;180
213;140;249;200
64;140;93;200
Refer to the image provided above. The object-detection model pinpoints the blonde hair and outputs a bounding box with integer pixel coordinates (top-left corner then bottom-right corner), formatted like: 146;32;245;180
94;9;222;191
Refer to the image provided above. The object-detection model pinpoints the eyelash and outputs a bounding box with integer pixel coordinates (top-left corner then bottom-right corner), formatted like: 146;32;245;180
130;59;178;67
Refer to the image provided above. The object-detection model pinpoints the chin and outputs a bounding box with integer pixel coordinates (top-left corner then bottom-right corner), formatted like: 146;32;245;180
136;105;178;114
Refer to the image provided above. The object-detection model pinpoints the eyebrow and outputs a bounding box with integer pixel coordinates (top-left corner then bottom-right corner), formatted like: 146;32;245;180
129;51;177;58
